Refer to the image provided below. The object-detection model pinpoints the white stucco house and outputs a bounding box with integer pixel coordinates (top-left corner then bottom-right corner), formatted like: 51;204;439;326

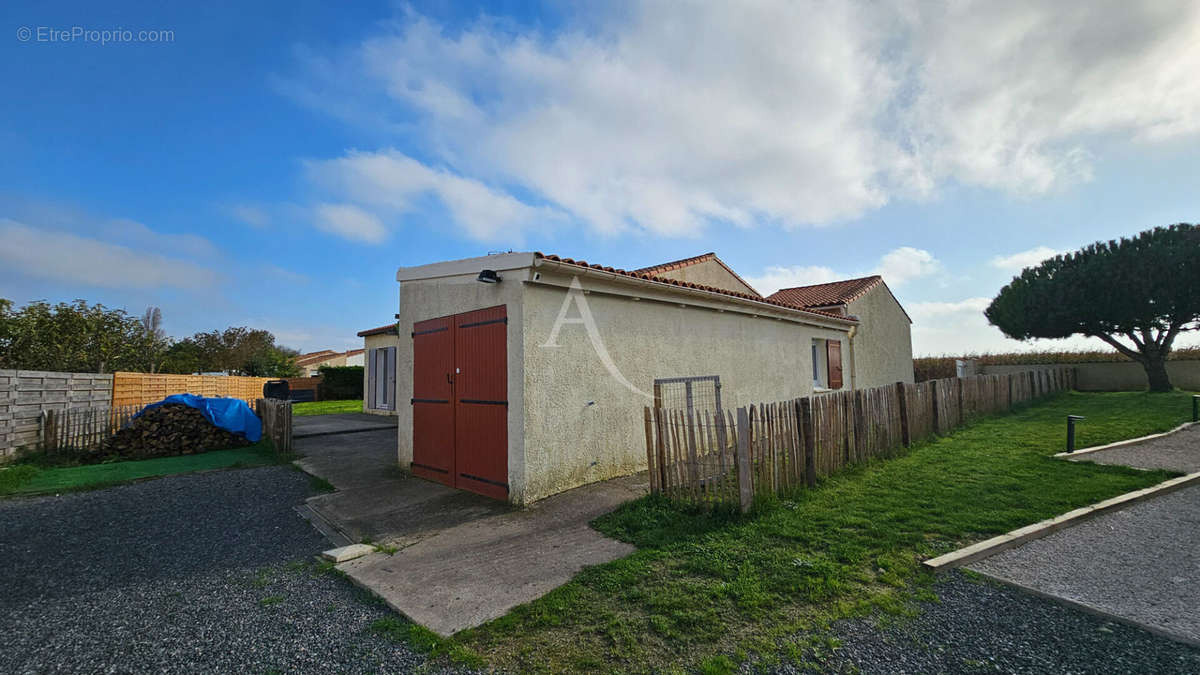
358;323;400;416
383;251;914;505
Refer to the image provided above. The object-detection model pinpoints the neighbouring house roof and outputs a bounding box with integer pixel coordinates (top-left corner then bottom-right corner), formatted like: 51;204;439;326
767;275;912;324
344;348;365;356
767;275;883;308
296;352;341;367
533;252;854;324
633;252;762;297
357;323;400;337
297;349;337;360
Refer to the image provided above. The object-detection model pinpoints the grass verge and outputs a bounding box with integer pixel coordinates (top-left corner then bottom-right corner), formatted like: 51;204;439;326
453;390;1194;672
0;442;280;497
293;400;364;416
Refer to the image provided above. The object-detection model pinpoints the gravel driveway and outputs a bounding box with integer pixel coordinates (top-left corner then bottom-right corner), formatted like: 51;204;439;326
0;466;447;674
792;572;1200;674
1069;423;1200;472
970;483;1200;645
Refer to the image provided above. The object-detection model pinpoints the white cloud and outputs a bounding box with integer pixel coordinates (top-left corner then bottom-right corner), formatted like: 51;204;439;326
748;246;939;296
313;203;388;243
0;219;217;289
908;297;993;320
229;204;271;228
989;246;1062;273
873;247;940;285
284;1;1200;238
305;150;562;243
745;266;840;298
906;295;1140;356
103;218;217;258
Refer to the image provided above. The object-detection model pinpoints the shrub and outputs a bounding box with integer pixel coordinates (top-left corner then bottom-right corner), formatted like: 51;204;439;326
318;365;364;400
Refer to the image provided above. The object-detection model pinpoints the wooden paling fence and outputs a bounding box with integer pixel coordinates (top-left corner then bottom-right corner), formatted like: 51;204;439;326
256;398;293;455
40;404;147;454
38;398;295;456
645;367;1074;511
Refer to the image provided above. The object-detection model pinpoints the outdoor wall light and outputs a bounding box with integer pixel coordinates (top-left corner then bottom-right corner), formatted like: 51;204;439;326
477;269;501;284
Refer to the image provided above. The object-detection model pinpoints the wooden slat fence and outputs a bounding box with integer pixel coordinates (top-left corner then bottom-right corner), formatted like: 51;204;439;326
646;367;1074;511
0;370;113;459
112;372;273;407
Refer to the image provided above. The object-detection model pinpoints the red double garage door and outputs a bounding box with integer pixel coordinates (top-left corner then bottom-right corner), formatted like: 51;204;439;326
410;305;509;500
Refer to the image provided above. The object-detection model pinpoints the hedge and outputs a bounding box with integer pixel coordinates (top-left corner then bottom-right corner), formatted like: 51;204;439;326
318;365;364;400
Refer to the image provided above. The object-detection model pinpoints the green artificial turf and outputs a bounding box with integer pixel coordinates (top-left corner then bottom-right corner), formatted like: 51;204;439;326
451;390;1195;672
292;400;364;416
0;442;279;496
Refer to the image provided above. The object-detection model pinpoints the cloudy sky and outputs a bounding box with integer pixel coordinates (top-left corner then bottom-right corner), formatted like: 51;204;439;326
2;1;1198;355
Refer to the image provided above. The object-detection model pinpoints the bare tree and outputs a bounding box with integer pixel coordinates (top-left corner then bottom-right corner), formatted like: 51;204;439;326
140;306;168;373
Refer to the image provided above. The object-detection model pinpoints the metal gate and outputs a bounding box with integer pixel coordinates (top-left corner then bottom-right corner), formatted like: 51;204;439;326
411;305;508;500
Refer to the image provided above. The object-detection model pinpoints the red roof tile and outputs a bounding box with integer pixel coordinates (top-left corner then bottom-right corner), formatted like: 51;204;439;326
634;252;761;297
533;252;853;323
766;276;883;308
357;323;399;337
297;349;337;359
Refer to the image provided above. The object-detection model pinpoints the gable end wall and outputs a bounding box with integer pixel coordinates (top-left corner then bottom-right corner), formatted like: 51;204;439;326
846;284;914;388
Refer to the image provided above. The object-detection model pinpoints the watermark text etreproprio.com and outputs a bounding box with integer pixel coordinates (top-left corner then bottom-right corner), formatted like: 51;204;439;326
16;25;175;45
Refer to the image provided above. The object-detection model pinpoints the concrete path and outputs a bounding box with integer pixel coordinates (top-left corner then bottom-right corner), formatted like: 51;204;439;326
292;426;646;635
293;412;396;439
338;474;644;636
294;429;511;546
968;425;1200;646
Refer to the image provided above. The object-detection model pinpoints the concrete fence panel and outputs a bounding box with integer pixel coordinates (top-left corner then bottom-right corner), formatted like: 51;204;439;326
982;361;1200;392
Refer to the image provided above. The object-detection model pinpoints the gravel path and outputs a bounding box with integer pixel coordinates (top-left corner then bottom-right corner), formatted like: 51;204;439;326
1070;424;1200;472
0;466;449;674
969;483;1200;645
788;572;1200;674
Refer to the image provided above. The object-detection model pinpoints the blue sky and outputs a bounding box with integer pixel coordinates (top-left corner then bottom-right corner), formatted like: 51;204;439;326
2;1;1198;355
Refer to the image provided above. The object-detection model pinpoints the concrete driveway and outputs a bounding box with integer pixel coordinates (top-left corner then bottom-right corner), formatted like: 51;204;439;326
968;425;1200;646
293;413;396;439
295;429;510;546
292;427;645;636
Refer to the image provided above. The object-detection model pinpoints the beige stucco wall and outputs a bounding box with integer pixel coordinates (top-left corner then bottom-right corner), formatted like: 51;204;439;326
651;258;760;296
395;272;527;496
361;332;400;416
845;284;914;388
983;361;1200;392
519;268;850;503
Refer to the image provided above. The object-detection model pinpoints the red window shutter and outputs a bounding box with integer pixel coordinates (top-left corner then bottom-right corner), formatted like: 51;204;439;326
826;340;843;389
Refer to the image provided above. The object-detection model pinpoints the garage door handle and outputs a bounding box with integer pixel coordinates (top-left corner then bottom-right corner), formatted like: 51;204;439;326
446;373;454;384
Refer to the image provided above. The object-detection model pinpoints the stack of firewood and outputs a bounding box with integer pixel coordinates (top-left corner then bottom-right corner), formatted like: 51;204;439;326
102;404;251;459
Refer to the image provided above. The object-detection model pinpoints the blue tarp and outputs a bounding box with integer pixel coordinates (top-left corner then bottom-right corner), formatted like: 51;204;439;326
135;394;262;442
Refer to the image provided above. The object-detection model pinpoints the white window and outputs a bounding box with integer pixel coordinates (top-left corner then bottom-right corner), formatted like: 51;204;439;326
367;346;397;411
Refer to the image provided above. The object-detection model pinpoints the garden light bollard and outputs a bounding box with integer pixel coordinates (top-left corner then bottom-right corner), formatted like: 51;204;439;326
1066;415;1085;452
1193;395;1199;423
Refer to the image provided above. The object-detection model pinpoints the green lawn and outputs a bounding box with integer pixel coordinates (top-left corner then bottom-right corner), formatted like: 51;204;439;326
0;442;280;497
443;391;1195;673
293;399;363;416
